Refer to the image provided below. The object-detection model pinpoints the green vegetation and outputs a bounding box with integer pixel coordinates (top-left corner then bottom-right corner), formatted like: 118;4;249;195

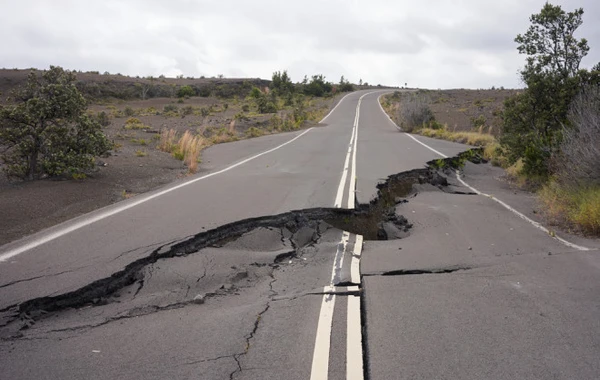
380;3;600;235
500;3;599;178
124;117;148;130
0;66;111;180
177;85;195;98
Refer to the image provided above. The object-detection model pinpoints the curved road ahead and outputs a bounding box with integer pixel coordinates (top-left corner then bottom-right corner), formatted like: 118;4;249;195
1;90;599;380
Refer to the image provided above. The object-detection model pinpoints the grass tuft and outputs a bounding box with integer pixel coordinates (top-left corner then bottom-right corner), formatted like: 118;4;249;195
158;129;204;173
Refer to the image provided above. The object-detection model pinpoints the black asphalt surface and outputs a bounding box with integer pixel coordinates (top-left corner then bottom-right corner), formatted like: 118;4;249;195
1;90;599;380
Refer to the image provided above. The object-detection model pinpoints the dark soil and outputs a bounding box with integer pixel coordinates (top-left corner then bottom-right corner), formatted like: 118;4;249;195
421;88;520;135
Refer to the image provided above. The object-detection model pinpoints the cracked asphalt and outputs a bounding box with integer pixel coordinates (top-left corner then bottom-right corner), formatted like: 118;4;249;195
1;91;600;380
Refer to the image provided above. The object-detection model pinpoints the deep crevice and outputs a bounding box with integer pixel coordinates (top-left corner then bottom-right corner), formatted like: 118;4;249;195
2;149;484;333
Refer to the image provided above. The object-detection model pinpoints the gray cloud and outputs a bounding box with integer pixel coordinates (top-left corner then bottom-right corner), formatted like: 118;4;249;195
1;0;599;88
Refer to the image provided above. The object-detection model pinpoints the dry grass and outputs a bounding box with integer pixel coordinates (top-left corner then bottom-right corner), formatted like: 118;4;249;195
539;181;600;235
177;131;204;173
418;127;496;147
158;128;178;152
157;128;205;173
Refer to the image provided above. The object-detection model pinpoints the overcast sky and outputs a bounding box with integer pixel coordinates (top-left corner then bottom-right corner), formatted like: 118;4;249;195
2;0;599;89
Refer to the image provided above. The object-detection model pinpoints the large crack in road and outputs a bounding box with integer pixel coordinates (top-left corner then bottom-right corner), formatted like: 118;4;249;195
0;150;483;378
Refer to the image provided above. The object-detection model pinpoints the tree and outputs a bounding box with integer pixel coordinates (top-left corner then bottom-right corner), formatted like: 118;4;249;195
271;70;294;96
501;3;594;177
303;75;333;97
0;66;111;180
338;75;354;92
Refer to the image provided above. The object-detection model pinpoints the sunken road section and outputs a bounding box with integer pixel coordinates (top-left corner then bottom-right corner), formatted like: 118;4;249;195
0;150;482;338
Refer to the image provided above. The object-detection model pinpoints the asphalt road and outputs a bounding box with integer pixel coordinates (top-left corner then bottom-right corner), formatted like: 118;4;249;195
1;90;599;380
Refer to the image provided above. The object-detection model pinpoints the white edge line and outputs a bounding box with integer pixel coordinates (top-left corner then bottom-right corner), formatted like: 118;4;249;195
375;93;590;251
0;128;314;262
319;92;355;123
454;173;590;251
347;295;364;380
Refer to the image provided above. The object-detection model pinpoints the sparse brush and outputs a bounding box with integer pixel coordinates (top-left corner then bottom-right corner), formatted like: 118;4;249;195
158;128;178;153
124;117;148;130
177;131;204;173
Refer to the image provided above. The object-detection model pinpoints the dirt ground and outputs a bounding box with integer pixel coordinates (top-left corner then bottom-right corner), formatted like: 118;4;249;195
0;91;338;246
414;88;520;134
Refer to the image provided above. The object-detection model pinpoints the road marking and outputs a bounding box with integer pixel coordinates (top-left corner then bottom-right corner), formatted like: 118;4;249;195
335;92;375;209
350;235;363;285
334;126;355;208
310;291;336;380
454;174;590;251
310;231;349;380
376;93;590;252
313;92;377;380
347;295;364;380
320;92;356;123
0;128;314;263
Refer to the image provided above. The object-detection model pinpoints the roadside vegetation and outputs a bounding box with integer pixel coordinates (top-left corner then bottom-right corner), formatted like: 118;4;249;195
381;3;600;235
0;66;112;180
1;68;357;177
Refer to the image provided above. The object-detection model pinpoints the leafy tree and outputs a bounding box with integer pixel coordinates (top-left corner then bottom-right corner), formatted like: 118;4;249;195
271;70;295;96
303;75;333;97
338;75;354;92
0;66;111;180
501;3;596;177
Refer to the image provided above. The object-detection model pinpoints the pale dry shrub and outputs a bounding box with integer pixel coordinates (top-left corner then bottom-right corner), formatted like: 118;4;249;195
554;85;600;187
158;128;178;152
398;93;434;132
178;131;204;173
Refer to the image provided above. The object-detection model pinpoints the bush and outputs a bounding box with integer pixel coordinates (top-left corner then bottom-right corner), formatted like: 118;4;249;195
123;106;135;117
182;105;194;116
553;85;600;187
303;75;333;97
163;104;179;114
96;111;111;127
0;66;111;180
177;85;195;98
399;93;434;132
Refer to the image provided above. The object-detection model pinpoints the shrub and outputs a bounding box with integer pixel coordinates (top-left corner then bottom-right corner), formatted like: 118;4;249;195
398;93;434;132
123;106;135;117
124;117;147;129
163;104;179;113
182;105;194;116
249;87;262;99
0;66;111;179
96;111;111;127
553;85;600;187
246;127;264;138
